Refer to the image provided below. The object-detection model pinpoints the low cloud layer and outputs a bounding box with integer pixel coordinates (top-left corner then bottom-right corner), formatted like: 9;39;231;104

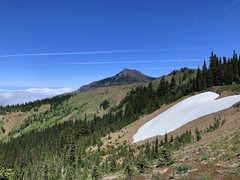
0;88;74;106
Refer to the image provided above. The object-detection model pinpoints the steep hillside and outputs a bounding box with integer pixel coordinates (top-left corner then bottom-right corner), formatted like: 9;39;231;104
1;51;240;179
99;88;240;179
0;84;138;141
152;67;197;90
1;85;239;180
77;68;156;93
0;104;50;140
0;68;195;141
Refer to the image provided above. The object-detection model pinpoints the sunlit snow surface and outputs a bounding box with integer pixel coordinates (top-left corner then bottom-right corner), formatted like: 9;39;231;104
133;92;240;143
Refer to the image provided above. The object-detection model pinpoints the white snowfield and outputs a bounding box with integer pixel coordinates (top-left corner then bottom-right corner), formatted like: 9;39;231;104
132;92;240;143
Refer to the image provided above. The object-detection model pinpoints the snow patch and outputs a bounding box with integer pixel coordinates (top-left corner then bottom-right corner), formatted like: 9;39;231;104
132;92;240;143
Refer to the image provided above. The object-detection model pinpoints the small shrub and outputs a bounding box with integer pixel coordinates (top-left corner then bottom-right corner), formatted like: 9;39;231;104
215;151;221;156
177;164;192;174
198;173;209;180
221;119;226;125
1;126;5;134
231;134;240;144
152;172;163;179
232;145;239;153
201;153;211;161
232;168;239;176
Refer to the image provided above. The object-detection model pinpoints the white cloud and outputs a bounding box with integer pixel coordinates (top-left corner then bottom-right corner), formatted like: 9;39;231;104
232;0;239;5
0;88;74;106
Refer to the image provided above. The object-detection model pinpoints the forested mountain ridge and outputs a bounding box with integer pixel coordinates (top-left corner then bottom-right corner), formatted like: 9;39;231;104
0;67;196;142
76;68;156;93
0;51;240;179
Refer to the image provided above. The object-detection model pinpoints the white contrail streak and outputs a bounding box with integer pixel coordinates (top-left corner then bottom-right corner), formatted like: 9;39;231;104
0;47;209;58
63;59;203;65
0;50;144;58
140;66;197;70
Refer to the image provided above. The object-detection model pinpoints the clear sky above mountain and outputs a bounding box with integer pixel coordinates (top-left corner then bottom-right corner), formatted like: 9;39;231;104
0;0;239;89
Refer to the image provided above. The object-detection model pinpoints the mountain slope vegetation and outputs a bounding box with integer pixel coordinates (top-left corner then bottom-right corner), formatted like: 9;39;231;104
0;67;196;141
0;51;240;179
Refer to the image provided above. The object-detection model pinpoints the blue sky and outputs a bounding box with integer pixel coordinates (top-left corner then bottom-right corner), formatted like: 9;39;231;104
0;0;239;89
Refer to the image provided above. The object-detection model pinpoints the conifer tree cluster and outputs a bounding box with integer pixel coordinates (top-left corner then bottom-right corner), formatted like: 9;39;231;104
195;50;240;90
0;51;238;179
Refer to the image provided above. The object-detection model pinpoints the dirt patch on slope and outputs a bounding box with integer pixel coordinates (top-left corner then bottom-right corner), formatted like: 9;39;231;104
0;104;50;138
99;95;191;150
99;92;240;150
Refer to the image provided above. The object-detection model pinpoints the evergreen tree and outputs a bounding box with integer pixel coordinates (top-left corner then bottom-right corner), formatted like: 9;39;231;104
124;162;135;179
144;141;151;159
109;155;117;172
195;65;202;91
164;133;168;144
136;150;149;173
157;148;174;167
173;135;180;150
65;166;74;180
209;51;218;85
68;138;76;168
91;165;101;180
233;50;239;82
222;56;228;84
202;60;208;89
195;127;201;141
170;135;174;143
13;159;21;180
207;69;213;87
170;76;176;89
157;76;166;97
154;137;159;158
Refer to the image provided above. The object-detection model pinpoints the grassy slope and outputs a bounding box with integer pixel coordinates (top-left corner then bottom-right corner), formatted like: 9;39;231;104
0;83;143;141
0;68;197;141
66;84;143;119
1;70;239;179
101;84;240;179
152;68;197;91
217;84;240;92
0;104;50;140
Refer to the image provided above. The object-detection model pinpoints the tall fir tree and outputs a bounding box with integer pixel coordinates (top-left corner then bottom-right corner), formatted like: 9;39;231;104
202;60;208;90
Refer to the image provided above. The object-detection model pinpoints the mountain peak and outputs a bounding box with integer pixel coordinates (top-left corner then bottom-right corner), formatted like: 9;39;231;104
77;68;155;93
120;68;137;74
117;68;151;80
121;68;132;72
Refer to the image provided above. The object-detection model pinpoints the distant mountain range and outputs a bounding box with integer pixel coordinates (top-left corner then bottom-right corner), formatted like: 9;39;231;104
76;68;156;93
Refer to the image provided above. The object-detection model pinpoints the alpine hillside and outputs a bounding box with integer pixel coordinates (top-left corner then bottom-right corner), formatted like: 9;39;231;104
0;51;240;180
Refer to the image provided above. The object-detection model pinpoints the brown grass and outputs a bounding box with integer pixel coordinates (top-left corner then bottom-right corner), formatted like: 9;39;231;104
99;91;240;150
0;104;50;138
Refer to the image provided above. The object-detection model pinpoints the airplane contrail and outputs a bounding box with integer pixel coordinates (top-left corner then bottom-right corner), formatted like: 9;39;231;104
140;66;197;70
63;59;203;65
0;50;144;58
0;47;209;58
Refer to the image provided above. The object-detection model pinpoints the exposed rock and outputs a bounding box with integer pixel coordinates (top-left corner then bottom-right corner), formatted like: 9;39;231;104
76;68;156;93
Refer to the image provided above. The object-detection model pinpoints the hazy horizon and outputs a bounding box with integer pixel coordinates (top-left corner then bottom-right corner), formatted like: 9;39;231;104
0;87;75;107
